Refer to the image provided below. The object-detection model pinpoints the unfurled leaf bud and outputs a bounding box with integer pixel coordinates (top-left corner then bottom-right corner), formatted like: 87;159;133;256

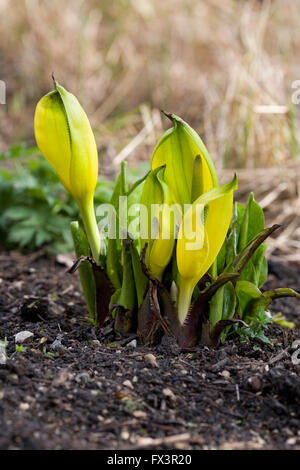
151;113;218;207
34;81;101;262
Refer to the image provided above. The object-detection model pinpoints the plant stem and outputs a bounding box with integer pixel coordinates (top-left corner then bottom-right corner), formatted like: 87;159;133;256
177;277;194;324
78;196;101;264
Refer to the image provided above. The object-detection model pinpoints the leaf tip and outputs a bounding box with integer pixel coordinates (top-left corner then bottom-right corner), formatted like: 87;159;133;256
160;110;173;120
51;73;58;90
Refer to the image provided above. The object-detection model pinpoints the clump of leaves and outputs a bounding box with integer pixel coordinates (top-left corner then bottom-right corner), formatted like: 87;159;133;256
230;308;273;345
32;82;300;346
0;144;114;254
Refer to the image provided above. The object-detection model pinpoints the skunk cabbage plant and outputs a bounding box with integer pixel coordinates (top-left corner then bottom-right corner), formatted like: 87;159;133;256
34;83;300;346
34;79;101;263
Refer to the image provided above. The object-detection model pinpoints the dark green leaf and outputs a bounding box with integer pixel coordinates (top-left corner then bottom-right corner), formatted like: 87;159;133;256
70;221;96;324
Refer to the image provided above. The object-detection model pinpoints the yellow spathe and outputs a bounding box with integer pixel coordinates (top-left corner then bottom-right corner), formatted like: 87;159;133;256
34;81;100;262
34;82;98;204
176;174;238;323
151;114;218;207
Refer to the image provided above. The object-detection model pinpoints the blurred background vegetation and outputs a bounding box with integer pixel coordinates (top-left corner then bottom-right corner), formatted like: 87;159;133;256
0;0;299;256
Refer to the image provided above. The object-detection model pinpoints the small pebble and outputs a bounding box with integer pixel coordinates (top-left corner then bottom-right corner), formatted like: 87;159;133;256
220;370;231;379
8;374;19;384
163;388;176;401
286;437;296;446
160;399;167;411
0;341;7;365
116;389;131;399
126;339;137;348
123;380;133;390
133;410;147;418
144;353;158;368
19;403;30;411
248;376;261;392
14;331;34;344
75;372;90;384
50;334;65;351
175;442;186;450
121;429;129;440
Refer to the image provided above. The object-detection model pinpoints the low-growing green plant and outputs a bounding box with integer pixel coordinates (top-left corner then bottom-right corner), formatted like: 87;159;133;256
42;346;55;357
0;145;114;254
33;81;300;347
15;344;27;353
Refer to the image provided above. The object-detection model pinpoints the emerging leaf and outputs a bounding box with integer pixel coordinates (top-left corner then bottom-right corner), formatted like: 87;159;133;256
34;81;98;204
34;80;101;262
70;221;96;325
151;113;218;206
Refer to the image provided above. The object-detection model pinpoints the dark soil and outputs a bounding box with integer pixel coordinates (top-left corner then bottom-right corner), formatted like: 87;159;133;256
0;250;300;450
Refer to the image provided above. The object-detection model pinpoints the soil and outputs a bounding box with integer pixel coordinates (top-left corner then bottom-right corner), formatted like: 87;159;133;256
0;250;300;450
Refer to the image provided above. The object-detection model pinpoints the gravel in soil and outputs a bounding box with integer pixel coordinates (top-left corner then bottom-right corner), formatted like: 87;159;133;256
0;251;300;450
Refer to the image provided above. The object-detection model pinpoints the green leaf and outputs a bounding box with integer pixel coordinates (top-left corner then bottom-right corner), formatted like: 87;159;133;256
209;286;225;330
272;313;295;329
127;171;149;197
118;239;137;310
232;308;272;345
258;256;268;288
216;240;227;274
109;289;121;318
216;201;244;276
229;225;280;276
70;221;96;324
94;181;114;205
3;206;33;221
238;193;265;251
129;239;148;307
235;280;264;316
8;225;36;247
226;202;242;267
35;229;52;247
26;187;48;201
239;243;267;286
236;281;300;322
221;195;271;289
127;173;146;252
209;281;236;330
107;238;122;289
105;169;126;287
140;167;165;263
222;282;237;320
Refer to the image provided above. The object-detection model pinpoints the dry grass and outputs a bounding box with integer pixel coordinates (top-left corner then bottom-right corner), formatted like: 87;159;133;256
0;0;300;169
0;0;299;259
221;165;300;262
